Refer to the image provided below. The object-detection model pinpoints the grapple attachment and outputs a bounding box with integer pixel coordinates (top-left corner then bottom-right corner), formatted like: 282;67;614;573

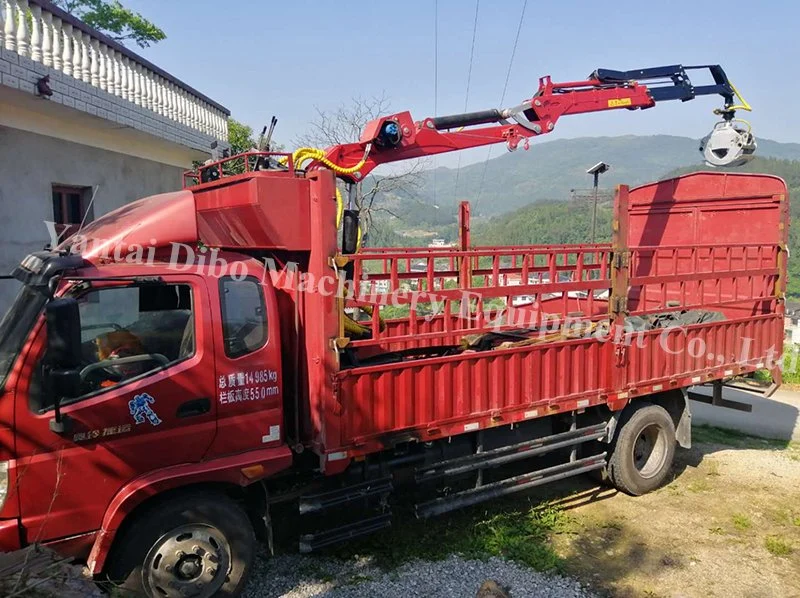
700;120;757;167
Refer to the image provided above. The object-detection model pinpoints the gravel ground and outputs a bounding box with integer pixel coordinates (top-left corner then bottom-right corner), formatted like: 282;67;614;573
242;552;597;598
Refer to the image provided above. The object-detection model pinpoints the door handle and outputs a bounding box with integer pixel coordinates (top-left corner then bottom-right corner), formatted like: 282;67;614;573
176;397;211;419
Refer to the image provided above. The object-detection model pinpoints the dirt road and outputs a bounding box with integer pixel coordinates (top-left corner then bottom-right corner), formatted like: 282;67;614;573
253;423;798;598
551;427;800;598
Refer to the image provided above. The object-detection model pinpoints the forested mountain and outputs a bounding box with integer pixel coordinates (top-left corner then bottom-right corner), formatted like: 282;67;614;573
370;135;800;295
380;135;800;219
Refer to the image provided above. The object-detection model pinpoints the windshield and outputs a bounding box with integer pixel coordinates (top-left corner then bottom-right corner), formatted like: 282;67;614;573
0;286;47;390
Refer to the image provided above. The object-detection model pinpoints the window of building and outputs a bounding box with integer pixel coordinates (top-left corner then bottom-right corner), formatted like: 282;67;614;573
220;277;267;358
52;185;92;239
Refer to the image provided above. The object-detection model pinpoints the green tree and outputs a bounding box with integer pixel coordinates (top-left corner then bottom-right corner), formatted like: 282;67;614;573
52;1;165;48
295;94;426;237
227;118;256;155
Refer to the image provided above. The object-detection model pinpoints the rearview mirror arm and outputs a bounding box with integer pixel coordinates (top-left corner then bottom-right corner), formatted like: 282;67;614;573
49;389;69;434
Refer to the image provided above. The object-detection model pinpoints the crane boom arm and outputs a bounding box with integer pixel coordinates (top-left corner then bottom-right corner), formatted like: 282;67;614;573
316;64;744;183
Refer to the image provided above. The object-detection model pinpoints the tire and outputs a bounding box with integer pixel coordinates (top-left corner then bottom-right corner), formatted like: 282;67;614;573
607;402;676;496
105;491;256;598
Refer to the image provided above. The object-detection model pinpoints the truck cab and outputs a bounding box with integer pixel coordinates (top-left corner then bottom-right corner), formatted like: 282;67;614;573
0;154;344;598
0;233;292;573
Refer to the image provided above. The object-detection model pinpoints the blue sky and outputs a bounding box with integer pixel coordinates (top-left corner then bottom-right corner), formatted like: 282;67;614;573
124;0;794;167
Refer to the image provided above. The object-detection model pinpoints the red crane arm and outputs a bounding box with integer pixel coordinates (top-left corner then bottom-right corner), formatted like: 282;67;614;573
189;65;746;186
315;65;741;183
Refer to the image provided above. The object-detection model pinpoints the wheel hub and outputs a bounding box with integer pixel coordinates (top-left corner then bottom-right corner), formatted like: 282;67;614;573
631;423;668;479
143;524;231;598
176;555;203;580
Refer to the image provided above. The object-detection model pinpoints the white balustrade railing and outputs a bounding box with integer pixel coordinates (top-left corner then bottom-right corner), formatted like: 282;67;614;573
0;0;228;142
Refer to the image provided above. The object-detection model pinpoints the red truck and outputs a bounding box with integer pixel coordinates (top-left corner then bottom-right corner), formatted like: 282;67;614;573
0;64;786;597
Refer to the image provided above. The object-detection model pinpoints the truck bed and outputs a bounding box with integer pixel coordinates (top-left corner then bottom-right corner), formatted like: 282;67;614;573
315;173;788;459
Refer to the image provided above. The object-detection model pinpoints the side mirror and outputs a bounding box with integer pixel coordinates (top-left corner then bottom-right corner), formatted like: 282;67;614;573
45;298;81;433
342;209;360;255
45;298;81;369
48;369;81;403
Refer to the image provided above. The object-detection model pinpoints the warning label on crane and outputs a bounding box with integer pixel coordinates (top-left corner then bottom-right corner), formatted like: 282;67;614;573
608;98;633;107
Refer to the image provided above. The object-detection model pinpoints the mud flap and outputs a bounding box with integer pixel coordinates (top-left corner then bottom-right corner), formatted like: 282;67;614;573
603;390;692;449
675;389;692;449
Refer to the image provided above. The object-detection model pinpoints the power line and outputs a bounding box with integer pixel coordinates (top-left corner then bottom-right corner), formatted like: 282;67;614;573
462;0;480;114
453;0;481;200
474;0;528;212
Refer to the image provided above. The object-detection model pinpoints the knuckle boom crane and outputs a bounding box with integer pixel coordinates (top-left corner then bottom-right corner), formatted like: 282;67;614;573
293;64;756;184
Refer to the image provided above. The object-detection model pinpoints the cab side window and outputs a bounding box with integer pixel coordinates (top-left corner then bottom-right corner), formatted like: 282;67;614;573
219;277;267;358
31;284;194;411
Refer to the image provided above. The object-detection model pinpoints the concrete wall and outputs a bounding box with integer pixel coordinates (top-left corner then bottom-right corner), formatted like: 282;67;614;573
0;125;184;310
0;50;225;158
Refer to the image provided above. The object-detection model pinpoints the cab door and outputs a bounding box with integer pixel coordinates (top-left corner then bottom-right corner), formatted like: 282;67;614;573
13;274;217;544
204;274;284;458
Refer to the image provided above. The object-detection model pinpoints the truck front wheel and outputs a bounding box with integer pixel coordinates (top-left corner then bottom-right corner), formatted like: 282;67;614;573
105;492;255;598
607;402;676;496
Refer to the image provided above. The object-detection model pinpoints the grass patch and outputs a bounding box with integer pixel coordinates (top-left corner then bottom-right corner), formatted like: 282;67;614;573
346;574;375;585
764;535;793;557
766;507;794;527
687;479;712;493
692;425;787;450
705;460;722;477
781;345;800;385
752;369;773;383
334;500;567;572
731;514;752;531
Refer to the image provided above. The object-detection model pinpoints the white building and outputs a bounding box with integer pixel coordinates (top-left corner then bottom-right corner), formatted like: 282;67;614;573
0;0;229;308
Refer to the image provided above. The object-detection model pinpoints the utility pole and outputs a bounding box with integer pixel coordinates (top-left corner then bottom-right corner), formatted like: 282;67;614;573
586;162;611;244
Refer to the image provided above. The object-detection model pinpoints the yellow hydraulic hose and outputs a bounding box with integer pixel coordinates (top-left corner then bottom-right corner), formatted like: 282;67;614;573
714;80;752;115
343;305;386;337
292;145;371;175
726;80;752;113
282;145;377;336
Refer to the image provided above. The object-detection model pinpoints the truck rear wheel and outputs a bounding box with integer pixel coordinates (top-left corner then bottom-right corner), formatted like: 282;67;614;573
607;402;676;496
105;492;255;598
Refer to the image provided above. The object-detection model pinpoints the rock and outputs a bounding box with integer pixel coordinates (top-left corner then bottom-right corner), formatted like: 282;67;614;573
477;579;512;598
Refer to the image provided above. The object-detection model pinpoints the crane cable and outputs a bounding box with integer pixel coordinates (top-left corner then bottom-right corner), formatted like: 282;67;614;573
474;0;528;212
452;0;481;200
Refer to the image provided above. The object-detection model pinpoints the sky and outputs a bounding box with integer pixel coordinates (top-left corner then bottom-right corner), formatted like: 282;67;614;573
123;0;796;168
